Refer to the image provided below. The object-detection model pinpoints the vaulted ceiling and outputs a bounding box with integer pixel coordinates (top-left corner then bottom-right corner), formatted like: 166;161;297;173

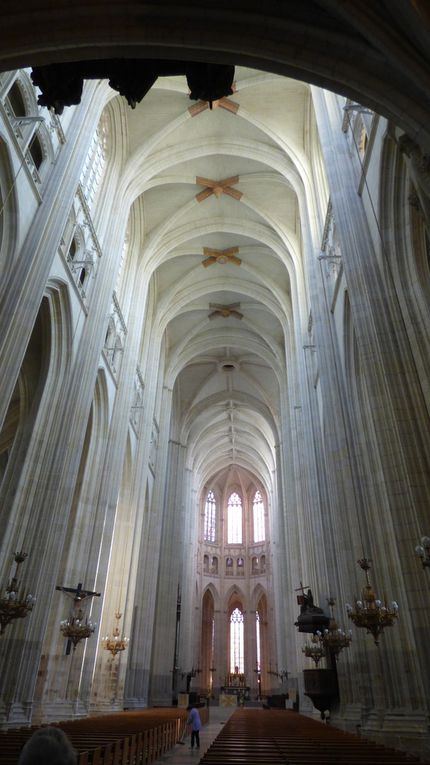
116;68;327;494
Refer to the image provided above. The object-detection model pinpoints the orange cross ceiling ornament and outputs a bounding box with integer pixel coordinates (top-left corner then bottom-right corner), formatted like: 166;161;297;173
188;97;240;117
195;176;242;203
202;247;241;268
208;303;243;320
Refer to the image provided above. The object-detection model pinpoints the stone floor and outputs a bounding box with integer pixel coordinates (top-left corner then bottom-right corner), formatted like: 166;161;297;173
152;706;236;765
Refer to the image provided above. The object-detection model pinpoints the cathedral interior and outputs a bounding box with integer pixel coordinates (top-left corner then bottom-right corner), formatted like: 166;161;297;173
1;2;430;760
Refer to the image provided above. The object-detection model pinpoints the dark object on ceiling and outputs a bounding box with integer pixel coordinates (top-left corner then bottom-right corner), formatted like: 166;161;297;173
31;60;235;114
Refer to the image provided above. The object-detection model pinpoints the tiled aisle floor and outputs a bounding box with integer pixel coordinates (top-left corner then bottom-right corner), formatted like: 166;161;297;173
152;706;236;765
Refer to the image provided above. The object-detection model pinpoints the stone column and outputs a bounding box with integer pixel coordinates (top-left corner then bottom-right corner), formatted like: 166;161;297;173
311;86;429;732
150;431;187;705
0;81;108;434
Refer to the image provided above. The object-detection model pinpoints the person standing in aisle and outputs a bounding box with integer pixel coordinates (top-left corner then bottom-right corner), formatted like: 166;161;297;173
187;706;202;750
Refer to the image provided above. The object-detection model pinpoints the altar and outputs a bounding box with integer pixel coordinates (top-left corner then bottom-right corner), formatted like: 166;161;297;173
219;672;250;706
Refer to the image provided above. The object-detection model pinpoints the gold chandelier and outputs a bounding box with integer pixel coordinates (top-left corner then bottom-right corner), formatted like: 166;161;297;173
0;552;36;636
322;598;352;657
60;608;97;649
302;636;325;666
346;558;398;645
302;597;352;665
102;611;129;658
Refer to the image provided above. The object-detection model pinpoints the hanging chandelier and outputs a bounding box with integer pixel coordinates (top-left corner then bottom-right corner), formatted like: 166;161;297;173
302;636;325;666
60;608;97;649
322;597;352;657
102;611;129;658
415;536;430;568
346;558;398;645
0;552;36;635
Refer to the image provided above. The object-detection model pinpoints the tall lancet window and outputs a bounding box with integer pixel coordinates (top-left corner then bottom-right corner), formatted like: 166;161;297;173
230;608;244;673
204;490;216;542
227;492;242;544
253;490;265;543
80;119;108;211
256;610;261;670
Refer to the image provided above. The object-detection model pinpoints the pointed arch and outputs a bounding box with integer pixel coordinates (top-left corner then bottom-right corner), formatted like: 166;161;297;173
0;136;18;284
227;490;243;544
200;588;215;694
0;280;72;547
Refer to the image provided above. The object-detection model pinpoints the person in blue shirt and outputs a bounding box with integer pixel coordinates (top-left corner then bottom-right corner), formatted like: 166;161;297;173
187;706;202;749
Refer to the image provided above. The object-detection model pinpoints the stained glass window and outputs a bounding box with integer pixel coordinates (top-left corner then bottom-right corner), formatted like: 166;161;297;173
227;492;242;544
204;490;216;542
253;490;265;542
230;607;244;673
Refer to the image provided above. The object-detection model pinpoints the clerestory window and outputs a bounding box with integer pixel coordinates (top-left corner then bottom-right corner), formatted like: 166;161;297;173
253;490;265;542
204;489;216;542
227;491;242;544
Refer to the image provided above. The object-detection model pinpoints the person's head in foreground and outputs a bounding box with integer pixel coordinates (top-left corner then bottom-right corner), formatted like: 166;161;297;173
18;726;77;765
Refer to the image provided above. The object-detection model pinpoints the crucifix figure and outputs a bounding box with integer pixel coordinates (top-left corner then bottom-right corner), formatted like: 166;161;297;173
56;582;101;654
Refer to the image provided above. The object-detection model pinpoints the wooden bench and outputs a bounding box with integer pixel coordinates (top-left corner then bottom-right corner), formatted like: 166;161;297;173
198;709;426;765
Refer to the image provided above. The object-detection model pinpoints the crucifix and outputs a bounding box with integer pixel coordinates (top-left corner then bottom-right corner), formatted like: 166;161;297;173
294;580;310;607
56;582;101;655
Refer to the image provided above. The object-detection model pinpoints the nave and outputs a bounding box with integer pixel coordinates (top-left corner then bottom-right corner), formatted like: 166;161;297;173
1;2;430;761
4;707;429;765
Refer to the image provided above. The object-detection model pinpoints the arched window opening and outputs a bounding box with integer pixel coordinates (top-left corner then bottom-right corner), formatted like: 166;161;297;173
211;556;218;575
28;133;43;171
80;120;108;211
227;491;242;544
230;607;244;673
203;554;209;574
68;238;77;260
7;81;26;116
204;489;216;542
359;124;368;157
253;490;265;542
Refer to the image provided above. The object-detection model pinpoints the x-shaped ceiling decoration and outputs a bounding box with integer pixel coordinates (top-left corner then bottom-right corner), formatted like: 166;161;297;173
196;176;242;203
189;96;240;117
208;303;243;320
202;247;241;268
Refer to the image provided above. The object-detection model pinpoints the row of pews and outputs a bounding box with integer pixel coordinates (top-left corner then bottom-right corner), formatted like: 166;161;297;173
199;708;429;765
1;707;208;764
